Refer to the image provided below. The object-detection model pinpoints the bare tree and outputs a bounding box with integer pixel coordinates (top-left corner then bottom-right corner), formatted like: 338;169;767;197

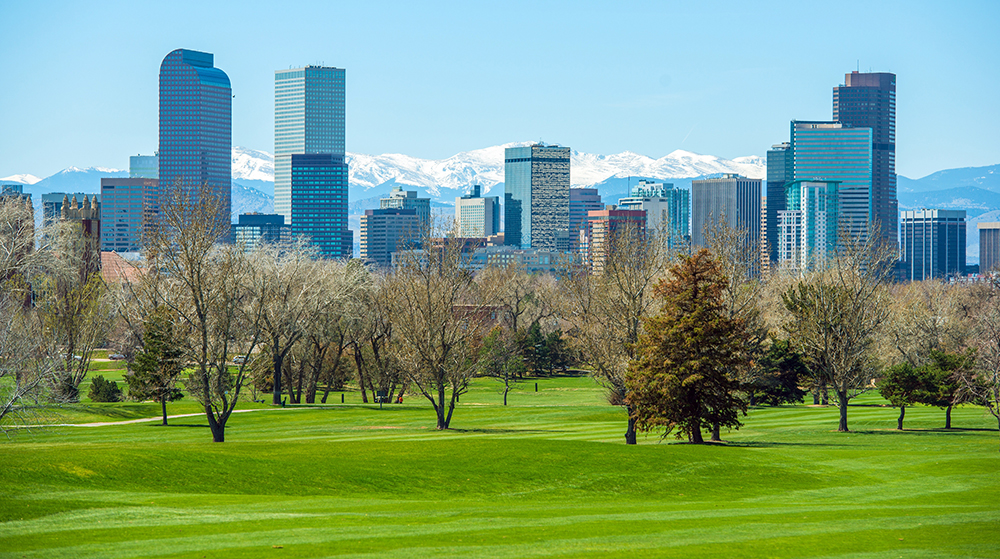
967;292;1000;450
562;223;675;444
781;233;895;432
142;187;264;442
384;240;498;429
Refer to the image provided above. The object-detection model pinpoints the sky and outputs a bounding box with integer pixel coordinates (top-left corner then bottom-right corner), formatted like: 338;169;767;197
1;0;998;180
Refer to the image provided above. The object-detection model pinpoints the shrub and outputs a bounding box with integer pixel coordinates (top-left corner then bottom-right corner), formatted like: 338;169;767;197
88;375;122;403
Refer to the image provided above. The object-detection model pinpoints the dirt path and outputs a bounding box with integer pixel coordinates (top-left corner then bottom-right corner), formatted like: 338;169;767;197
47;407;294;427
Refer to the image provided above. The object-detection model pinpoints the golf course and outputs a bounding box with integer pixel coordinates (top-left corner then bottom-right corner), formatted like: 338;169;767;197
2;365;999;559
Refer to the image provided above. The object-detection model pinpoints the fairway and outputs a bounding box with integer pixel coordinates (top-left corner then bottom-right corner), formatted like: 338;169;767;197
2;375;999;558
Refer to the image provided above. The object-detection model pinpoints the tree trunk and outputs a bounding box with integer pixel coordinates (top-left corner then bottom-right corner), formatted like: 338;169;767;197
161;396;168;426
897;405;905;430
625;413;637;445
837;390;849;432
354;349;369;404
711;421;721;442
813;390;820;405
690;427;704;444
945;404;952;429
821;385;829;406
436;382;447;430
503;384;509;406
206;405;225;443
271;351;284;406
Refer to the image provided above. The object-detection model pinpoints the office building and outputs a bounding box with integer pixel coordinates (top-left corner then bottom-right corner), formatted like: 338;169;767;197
776;180;839;273
381;187;431;234
100;178;158;253
129;155;159;179
979;223;1000;274
455;185;499;238
834;72;897;249
618;180;689;249
569;188;603;252
273;65;351;258
790;121;872;243
233;213;289;252
900;209;966;281
765;143;792;262
584;206;647;273
158;49;231;226
360;208;420;267
504;145;571;250
690;174;761;251
1;184;31;203
43;193;100;228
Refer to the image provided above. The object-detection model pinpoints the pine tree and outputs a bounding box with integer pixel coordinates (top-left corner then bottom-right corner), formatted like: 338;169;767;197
625;250;750;443
125;306;184;425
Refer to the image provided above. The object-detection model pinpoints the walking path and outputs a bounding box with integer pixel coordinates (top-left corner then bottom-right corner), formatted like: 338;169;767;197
43;407;295;427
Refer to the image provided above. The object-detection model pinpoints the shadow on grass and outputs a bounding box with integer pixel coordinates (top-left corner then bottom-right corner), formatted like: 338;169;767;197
849;427;998;435
145;423;210;428
449;427;570;435
666;440;851;448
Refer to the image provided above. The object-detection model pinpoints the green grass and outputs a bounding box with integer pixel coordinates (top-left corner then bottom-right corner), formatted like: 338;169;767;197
2;375;999;558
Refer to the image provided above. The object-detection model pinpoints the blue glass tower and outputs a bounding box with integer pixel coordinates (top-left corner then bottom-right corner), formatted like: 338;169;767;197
158;49;232;225
274;66;351;258
790;121;872;243
504;145;570;250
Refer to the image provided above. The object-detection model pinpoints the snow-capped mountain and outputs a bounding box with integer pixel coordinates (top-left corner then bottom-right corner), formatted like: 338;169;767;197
0;174;42;185
229;142;766;199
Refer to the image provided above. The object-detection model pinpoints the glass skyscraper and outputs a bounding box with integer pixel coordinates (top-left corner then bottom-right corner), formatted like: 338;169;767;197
900;210;966;281
274;66;351;258
777;180;839;273
690;174;761;252
158;49;231;225
617;180;690;249
790;121;872;243
504;145;570;250
834;72;897;249
765;142;792;263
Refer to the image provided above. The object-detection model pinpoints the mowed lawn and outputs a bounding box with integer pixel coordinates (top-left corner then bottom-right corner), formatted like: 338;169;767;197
2;374;999;558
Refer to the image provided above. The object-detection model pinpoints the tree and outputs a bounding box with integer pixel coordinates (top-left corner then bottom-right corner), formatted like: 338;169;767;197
746;339;809;406
917;349;974;429
563;221;674;444
480;327;526;406
141;186;264;442
87;375;122;402
385;239;498;429
966;297;1000;450
124;306;184;425
878;362;924;430
781;234;894;432
626;250;750;443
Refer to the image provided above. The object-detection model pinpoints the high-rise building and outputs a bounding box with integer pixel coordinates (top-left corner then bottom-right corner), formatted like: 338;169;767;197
765;142;792;262
382;186;431;234
584;206;647;273
504;145;571;250
101;156;160;253
569;188;603;252
234;213;289;252
360;208;420;267
454;185;499;238
690;174;761;251
158;49;231;226
776;180;839;273
834;72;897;249
273;66;351;259
1;184;31;203
129;155;159;179
900;209;966;281
979;223;1000;274
618;180;689;249
790;121;872;243
59;195;102;276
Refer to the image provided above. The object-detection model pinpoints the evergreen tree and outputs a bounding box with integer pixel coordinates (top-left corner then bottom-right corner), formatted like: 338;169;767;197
916;349;974;429
125;306;184;425
878;362;925;430
625;250;750;443
746;339;809;406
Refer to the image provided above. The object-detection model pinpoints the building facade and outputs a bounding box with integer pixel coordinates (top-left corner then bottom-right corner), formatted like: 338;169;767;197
455;185;499;238
360;208;420;268
504;145;571;250
765;142;792;263
43;193;100;228
584;206;647;273
158;49;231;226
129;155;159;179
381;187;431;234
100;178;158;253
776;180;839;273
790;121;872;244
617;180;689;249
690;174;761;251
834;72;897;250
900;209;966;281
274;66;351;258
980;223;1000;274
569;188;603;252
234;213;289;252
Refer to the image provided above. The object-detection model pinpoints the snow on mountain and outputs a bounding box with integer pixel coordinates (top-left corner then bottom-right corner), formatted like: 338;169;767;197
232;146;274;182
230;142;766;200
1;174;42;185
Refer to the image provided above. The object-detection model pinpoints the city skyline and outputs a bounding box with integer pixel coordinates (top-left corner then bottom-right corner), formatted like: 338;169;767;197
1;1;997;181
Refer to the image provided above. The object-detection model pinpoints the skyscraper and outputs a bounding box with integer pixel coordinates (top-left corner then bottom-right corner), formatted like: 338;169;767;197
790;121;872;243
617;180;689;249
765;142;792;263
381;187;431;233
455;185;499;238
690;174;761;252
274;66;352;258
504;145;570;250
158;49;231;225
900;209;965;281
569;188;603;252
979;222;1000;274
102;156;159;253
776;180;839;273
360;208;420;267
584;206;647;273
834;72;897;249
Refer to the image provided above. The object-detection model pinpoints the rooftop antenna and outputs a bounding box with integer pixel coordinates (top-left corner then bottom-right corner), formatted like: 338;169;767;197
857;59;859;72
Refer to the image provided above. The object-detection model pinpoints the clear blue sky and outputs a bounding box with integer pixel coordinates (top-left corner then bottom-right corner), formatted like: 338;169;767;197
1;0;997;180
